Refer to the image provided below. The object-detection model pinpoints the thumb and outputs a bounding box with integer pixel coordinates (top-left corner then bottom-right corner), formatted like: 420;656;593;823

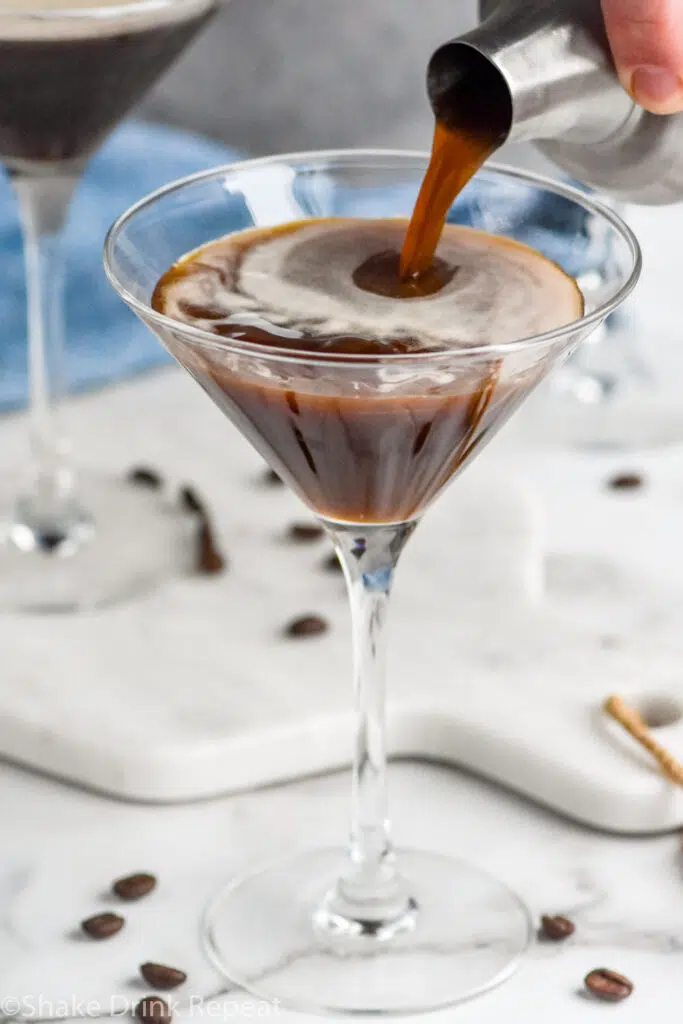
602;0;683;113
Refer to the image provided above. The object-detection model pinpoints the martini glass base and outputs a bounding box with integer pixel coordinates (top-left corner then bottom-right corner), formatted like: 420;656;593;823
202;847;532;1017
0;470;195;612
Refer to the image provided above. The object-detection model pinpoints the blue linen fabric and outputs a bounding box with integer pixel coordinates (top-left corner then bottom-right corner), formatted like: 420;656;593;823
0;121;239;411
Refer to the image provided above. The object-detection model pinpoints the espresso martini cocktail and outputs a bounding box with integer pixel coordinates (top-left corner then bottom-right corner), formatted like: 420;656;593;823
0;0;215;612
0;0;213;171
105;152;640;1016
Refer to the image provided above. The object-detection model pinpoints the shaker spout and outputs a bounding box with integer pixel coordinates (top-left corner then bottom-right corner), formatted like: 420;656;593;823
427;0;683;204
427;41;513;147
428;0;635;146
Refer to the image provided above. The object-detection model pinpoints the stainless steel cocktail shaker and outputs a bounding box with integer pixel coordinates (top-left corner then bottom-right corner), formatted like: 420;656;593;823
428;0;683;203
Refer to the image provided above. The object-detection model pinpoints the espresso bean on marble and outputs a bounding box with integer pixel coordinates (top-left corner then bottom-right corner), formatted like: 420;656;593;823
128;467;164;489
140;962;187;990
584;968;634;1002
540;914;575;940
288;522;324;543
607;472;644;492
113;872;157;901
135;996;173;1024
285;614;329;638
197;521;226;575
179;485;205;515
81;912;125;939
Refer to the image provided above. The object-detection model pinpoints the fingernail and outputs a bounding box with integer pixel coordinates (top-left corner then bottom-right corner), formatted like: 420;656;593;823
629;65;682;109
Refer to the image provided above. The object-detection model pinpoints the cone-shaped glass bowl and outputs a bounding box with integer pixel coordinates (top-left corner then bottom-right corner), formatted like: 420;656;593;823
105;151;640;1017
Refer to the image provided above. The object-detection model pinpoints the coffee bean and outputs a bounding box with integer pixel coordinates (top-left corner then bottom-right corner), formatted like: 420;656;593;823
179;485;205;515
608;472;644;492
584;968;634;1002
38;532;67;553
197;521;226;575
285;614;329;638
112;872;156;901
263;468;284;486
323;552;343;573
540;914;575;941
177;486;227;574
288;522;324;543
81;912;124;939
140;963;187;990
128;467;163;490
135;996;172;1024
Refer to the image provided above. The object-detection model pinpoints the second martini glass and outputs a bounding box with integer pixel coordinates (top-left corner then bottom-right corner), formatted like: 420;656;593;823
0;0;215;611
105;152;640;1016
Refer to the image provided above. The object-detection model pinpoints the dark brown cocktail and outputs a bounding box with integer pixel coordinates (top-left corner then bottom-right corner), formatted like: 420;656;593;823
153;218;582;524
0;0;214;169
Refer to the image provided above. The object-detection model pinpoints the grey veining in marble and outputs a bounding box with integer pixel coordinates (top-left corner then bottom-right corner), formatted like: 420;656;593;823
2;754;683;1021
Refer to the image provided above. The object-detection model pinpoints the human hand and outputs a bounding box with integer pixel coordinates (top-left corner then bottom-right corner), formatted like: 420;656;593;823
602;0;683;113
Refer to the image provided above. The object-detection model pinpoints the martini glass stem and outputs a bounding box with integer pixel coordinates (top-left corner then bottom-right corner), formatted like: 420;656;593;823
319;520;418;939
11;169;88;549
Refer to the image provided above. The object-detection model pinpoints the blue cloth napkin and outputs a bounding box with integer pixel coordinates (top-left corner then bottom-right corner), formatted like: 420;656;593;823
0;126;609;412
0;121;239;411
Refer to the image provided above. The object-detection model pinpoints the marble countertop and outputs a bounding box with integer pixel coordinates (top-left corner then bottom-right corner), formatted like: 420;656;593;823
6;200;683;1020
2;751;681;1021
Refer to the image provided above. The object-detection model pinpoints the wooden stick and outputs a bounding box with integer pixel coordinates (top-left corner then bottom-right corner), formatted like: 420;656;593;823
604;695;683;787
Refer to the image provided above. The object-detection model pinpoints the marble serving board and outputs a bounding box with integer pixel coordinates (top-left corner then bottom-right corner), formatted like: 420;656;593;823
1;369;683;834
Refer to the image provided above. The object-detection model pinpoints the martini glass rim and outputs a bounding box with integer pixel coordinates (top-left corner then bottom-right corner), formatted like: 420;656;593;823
0;0;208;22
104;148;642;368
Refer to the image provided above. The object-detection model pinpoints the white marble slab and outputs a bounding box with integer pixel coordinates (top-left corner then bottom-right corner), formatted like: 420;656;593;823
1;368;683;1016
1;370;683;831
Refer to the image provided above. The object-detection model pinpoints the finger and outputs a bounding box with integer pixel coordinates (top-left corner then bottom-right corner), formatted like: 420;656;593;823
602;0;683;113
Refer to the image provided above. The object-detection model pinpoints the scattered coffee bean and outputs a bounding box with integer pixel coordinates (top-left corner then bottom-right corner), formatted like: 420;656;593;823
263;468;284;486
38;532;67;553
128;466;163;490
285;614;329;638
584;968;634;1002
179;485;205;515
197;521;226;575
140;962;187;990
540;914;575;941
288;522;324;543
177;485;227;574
608;472;644;492
323;552;343;573
135;996;172;1024
81;912;125;940
112;872;156;901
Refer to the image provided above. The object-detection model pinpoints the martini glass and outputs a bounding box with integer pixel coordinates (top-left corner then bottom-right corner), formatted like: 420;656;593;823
104;152;640;1016
0;0;215;611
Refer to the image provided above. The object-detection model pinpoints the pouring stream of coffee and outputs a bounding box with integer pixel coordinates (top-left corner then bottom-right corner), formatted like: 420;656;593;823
399;44;513;283
399;121;500;280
